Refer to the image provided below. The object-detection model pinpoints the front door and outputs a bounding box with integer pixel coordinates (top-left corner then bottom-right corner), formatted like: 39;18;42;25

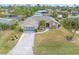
46;23;49;27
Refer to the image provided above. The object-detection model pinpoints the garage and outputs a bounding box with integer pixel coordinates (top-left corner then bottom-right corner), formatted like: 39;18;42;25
24;27;35;31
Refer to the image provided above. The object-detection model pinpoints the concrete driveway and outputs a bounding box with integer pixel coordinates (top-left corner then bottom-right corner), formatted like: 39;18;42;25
8;31;35;55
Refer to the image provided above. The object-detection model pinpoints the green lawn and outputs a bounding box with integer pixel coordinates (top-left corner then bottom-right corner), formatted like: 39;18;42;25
0;30;22;54
34;27;79;55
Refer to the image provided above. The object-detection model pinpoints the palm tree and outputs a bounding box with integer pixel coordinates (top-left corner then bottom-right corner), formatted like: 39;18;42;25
39;20;46;30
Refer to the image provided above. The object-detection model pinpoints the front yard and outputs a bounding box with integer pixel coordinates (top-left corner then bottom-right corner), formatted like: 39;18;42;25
0;30;22;54
34;27;79;54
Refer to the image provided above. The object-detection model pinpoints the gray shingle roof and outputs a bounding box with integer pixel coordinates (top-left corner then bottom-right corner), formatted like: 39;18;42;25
36;10;48;13
0;18;13;25
23;15;59;28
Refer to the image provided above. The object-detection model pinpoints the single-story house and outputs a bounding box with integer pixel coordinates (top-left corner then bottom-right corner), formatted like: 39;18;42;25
34;10;48;16
7;15;21;21
70;11;79;16
23;15;60;31
57;14;63;19
0;18;18;25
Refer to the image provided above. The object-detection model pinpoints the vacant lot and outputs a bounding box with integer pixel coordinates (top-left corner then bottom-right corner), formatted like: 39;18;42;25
34;27;79;55
0;30;22;54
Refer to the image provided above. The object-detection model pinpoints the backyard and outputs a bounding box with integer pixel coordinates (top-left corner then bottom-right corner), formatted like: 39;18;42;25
34;27;79;54
0;30;22;54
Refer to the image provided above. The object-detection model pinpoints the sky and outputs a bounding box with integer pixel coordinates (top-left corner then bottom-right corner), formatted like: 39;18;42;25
0;0;79;5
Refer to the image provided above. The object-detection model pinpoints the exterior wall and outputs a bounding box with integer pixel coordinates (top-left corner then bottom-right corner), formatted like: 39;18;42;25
47;21;55;28
55;23;60;29
49;22;53;28
48;21;60;29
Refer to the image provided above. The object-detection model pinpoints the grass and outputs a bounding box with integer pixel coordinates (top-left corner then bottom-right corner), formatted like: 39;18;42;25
0;30;22;54
34;27;79;55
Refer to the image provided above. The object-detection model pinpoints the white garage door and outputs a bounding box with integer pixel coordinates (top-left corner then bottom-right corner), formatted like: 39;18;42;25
24;27;35;31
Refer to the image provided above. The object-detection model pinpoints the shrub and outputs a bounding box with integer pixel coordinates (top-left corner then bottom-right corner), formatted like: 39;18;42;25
19;27;23;32
35;29;39;32
66;35;73;41
11;38;15;41
15;35;18;39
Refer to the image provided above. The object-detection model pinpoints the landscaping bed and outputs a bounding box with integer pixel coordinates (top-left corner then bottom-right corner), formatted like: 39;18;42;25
34;27;79;55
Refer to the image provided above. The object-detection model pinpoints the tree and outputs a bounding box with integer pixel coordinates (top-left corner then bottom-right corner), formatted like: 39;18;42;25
52;10;57;18
62;12;68;18
11;19;18;30
62;18;79;39
39;20;46;30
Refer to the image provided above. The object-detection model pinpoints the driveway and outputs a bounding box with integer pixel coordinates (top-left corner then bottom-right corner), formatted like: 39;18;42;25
8;31;35;55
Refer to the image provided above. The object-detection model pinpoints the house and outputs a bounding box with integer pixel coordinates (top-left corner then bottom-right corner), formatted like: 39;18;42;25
7;15;20;21
23;15;60;31
34;10;48;16
0;18;13;25
57;14;63;19
70;11;79;16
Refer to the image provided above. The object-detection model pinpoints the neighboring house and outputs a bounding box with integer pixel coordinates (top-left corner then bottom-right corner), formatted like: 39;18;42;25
7;15;20;21
57;14;63;19
34;10;48;16
70;11;79;16
23;15;60;31
0;18;15;25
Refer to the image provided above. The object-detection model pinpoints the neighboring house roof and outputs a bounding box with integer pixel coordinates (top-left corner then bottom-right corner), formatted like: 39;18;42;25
7;15;20;21
34;10;48;16
70;11;79;16
57;14;63;18
23;15;59;28
36;10;48;13
0;18;13;25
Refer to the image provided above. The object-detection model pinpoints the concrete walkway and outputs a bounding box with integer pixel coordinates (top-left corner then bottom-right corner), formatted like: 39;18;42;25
8;31;35;55
36;28;49;34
